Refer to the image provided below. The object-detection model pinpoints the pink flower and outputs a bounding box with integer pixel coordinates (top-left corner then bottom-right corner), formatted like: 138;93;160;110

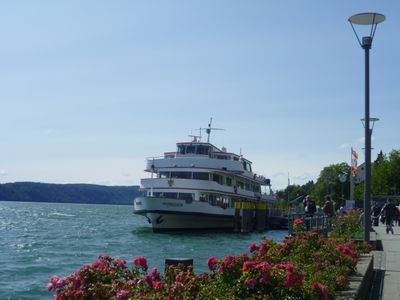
153;280;162;290
285;262;295;272
47;283;53;292
313;282;329;300
150;267;160;281
294;218;303;226
74;290;83;298
55;277;67;288
70;275;81;289
259;275;270;285
117;290;130;300
256;261;270;273
207;256;218;271
133;256;148;271
336;275;347;288
242;261;255;272
50;275;59;285
91;261;107;269
284;272;296;288
144;274;153;286
98;255;112;261
245;277;257;289
249;243;259;253
112;259;128;269
221;255;235;270
175;273;184;283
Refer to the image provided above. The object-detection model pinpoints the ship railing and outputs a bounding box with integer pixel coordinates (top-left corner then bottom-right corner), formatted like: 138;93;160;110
146;156;166;162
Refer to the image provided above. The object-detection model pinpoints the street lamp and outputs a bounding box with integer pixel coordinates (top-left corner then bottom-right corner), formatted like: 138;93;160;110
361;117;379;135
348;13;385;242
338;173;347;200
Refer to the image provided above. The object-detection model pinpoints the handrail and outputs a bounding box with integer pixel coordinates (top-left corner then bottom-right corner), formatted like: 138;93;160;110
287;213;332;236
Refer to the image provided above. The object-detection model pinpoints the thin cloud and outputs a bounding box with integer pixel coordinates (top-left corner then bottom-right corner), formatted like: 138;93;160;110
0;169;8;176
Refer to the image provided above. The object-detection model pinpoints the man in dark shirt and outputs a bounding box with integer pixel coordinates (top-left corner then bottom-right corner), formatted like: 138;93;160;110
381;199;399;234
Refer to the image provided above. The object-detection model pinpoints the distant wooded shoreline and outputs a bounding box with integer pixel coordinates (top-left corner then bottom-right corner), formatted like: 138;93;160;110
0;182;142;205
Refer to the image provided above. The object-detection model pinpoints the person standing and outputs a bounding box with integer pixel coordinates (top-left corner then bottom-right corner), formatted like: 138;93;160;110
323;196;335;218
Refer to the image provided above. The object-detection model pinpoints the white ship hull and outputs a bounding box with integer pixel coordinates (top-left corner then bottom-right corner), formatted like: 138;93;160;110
134;196;235;232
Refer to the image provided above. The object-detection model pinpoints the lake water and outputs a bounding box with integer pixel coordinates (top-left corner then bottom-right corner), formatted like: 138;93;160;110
0;201;286;299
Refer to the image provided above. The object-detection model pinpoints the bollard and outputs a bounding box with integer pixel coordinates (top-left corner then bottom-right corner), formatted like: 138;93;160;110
165;258;193;276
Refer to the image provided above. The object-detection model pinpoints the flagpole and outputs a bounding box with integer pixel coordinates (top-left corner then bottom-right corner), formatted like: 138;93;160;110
350;171;354;201
350;147;356;202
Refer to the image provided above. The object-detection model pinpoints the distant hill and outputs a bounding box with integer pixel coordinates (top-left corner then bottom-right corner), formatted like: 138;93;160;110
0;182;143;205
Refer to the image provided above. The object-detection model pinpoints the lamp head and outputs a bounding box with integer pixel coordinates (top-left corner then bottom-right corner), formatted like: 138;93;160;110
348;12;385;49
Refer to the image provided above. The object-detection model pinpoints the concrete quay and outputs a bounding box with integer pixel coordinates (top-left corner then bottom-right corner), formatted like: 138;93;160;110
372;225;400;300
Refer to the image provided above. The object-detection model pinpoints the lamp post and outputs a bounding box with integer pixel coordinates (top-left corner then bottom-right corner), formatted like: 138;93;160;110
348;13;385;242
339;173;347;200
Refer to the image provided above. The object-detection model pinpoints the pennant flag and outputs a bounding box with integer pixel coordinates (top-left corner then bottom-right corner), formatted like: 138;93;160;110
351;148;358;176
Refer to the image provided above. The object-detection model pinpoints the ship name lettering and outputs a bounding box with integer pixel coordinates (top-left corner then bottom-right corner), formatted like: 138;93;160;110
162;202;183;207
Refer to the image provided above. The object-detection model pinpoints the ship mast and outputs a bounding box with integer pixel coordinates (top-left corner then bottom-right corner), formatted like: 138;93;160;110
202;118;224;143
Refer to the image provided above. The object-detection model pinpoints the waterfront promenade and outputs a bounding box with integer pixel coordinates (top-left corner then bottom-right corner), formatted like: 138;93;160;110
373;225;400;300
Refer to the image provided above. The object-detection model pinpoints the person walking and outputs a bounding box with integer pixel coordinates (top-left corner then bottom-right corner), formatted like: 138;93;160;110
380;199;399;234
372;202;381;226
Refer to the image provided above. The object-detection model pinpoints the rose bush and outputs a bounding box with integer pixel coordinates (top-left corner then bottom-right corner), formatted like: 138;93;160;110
330;209;364;242
48;230;371;300
293;218;306;234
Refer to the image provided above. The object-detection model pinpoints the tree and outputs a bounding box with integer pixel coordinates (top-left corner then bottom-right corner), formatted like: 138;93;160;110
372;150;391;195
310;163;351;205
276;181;314;203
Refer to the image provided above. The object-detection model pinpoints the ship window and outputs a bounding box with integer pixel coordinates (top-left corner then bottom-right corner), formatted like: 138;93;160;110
186;145;195;154
199;193;207;202
196;145;210;155
178;193;194;202
164;192;178;199
245;180;250;191
209;194;217;206
193;172;209;180
216;155;228;160
237;181;244;189
226;177;232;186
178;145;186;154
159;172;170;178
233;156;239;161
212;174;223;184
171;171;191;179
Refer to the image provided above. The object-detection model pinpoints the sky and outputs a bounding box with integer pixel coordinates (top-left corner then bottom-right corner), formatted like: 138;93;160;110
1;1;399;191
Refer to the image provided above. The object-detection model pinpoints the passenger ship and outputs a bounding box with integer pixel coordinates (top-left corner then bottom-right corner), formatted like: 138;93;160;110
133;122;274;232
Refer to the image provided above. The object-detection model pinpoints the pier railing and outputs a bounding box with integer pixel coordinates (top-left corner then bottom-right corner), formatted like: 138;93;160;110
287;213;332;237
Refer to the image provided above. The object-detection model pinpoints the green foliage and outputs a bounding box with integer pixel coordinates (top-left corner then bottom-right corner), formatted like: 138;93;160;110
372;149;400;196
278;148;400;204
310;163;350;205
329;209;364;242
276;181;314;203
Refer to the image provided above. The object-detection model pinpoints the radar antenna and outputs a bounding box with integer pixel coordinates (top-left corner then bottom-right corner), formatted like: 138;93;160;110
188;134;201;142
201;117;225;143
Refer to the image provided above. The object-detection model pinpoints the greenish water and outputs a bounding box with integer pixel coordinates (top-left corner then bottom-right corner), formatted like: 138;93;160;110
0;201;286;299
